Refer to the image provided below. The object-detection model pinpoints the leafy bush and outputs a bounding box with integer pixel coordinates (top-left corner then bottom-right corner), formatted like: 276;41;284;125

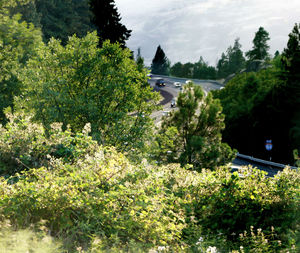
0;110;98;177
0;113;299;252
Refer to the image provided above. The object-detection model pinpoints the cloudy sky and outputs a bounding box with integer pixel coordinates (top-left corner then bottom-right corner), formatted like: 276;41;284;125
115;0;299;67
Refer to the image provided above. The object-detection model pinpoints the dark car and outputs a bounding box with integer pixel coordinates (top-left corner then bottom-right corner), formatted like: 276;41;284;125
155;78;165;87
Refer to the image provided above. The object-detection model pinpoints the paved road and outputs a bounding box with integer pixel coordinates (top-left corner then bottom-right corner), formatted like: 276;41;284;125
148;75;293;177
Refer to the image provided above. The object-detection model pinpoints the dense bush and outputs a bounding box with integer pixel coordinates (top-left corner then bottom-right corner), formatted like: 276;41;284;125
0;113;299;252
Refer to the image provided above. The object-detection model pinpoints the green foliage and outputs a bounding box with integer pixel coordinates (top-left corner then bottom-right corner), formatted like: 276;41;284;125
217;38;246;79
21;32;160;155
151;45;170;75
89;0;131;47
34;0;94;45
170;57;217;80
136;47;145;72
153;83;236;170
0;12;43;124
280;23;300;162
0;110;99;177
246;27;270;61
214;24;299;164
0;115;298;251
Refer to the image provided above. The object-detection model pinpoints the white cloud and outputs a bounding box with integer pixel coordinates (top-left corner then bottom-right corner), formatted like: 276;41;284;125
115;0;300;66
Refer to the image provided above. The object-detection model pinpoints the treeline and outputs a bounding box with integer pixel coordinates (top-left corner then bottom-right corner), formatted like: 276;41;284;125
151;27;271;80
213;23;300;164
7;0;131;46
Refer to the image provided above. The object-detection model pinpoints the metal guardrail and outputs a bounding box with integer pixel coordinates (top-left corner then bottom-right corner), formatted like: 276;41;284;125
236;153;298;170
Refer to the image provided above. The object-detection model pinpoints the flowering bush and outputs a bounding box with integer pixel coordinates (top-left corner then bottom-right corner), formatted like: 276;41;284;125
0;112;299;252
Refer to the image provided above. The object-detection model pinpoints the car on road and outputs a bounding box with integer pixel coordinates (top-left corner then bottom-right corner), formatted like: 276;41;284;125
155;78;165;87
185;80;192;84
171;98;176;108
173;82;181;87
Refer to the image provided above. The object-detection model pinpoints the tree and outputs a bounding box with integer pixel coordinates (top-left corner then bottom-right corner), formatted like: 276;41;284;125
154;83;236;170
217;38;245;79
227;38;245;73
136;47;144;72
151;45;170;75
0;12;43;124
280;23;300;163
34;0;94;45
89;0;131;47
170;62;183;77
21;32;160;154
246;27;270;61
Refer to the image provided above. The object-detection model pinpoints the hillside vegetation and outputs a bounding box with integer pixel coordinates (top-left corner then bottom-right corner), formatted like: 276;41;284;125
0;112;299;252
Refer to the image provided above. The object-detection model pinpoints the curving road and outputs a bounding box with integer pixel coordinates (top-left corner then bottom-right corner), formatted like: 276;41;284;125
148;75;296;177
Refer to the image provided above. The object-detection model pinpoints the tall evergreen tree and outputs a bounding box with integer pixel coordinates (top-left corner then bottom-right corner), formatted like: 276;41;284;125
280;23;300;160
246;27;270;61
151;45;170;75
136;47;144;72
153;83;235;170
217;38;245;78
228;38;245;73
34;0;94;45
89;0;131;47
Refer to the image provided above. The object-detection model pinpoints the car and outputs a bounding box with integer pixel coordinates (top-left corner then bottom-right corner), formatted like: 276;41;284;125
185;80;192;84
171;98;176;108
173;82;181;87
155;78;165;86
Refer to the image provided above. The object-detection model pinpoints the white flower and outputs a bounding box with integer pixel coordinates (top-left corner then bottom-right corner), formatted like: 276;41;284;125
196;237;204;245
206;246;219;253
157;246;166;252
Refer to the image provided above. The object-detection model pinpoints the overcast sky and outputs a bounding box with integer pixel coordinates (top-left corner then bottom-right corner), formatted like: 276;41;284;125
115;0;299;67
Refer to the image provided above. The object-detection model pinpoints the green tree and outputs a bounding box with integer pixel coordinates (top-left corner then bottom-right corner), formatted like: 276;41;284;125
89;0;131;47
154;83;235;170
9;0;41;28
280;23;300;163
193;56;217;79
0;12;43;124
136;47;144;72
151;45;170;75
33;0;94;45
217;38;245;78
217;52;229;78
170;62;184;77
21;32;160;154
246;27;270;61
227;38;246;73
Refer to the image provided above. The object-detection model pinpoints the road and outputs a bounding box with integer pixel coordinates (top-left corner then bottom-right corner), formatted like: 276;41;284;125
149;75;223;125
148;75;294;177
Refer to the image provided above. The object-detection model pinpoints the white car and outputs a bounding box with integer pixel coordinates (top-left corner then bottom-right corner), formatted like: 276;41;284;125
173;82;181;87
185;80;192;84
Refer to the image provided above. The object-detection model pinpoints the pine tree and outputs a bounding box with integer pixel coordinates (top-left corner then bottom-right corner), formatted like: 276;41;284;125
246;27;270;61
151;45;170;75
280;23;300;160
228;38;245;73
154;83;236;170
136;47;144;72
34;0;94;45
89;0;131;47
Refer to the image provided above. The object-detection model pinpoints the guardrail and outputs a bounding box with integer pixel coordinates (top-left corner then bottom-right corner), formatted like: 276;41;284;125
236;153;298;170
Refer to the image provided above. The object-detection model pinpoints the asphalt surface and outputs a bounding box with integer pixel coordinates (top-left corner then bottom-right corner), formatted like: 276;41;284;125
149;75;294;177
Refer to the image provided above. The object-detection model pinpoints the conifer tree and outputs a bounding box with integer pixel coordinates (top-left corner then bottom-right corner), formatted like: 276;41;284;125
89;0;131;47
246;27;270;61
154;83;236;170
151;45;170;75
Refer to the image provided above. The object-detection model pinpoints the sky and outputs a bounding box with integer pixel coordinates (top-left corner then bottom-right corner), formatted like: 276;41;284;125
115;0;300;67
